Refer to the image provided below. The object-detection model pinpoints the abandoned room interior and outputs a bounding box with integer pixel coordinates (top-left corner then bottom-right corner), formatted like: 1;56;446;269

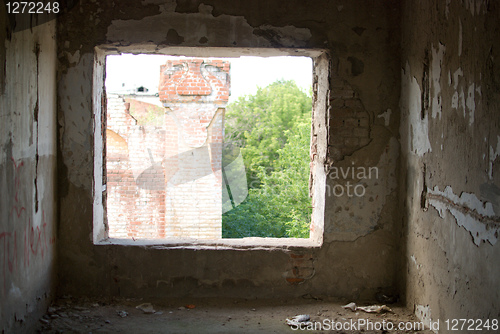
1;0;499;332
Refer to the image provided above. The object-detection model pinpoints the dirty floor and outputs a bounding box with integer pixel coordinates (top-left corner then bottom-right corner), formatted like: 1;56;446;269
36;296;432;333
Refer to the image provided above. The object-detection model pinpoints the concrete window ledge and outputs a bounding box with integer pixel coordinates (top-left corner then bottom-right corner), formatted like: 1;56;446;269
97;237;322;250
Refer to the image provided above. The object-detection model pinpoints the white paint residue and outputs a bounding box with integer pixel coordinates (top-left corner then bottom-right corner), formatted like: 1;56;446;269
466;83;475;125
401;63;432;157
415;305;435;333
475;85;482;96
377;109;391;126
428;186;499;246
458;20;462;57
430;186;495;219
257;25;312;48
410;255;422;269
452;68;463;90
490;136;500;180
450;68;465;114
65;50;80;65
431;44;445;119
451;91;459;109
459;89;466;117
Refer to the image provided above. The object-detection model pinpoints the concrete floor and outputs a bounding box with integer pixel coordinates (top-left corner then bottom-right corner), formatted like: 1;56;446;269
36;297;432;333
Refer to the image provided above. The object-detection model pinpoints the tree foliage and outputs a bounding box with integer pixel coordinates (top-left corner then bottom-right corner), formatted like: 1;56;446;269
224;80;312;186
222;80;312;238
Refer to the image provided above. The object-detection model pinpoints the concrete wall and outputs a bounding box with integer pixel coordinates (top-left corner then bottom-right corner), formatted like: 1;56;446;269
400;0;500;329
0;14;58;333
57;0;401;300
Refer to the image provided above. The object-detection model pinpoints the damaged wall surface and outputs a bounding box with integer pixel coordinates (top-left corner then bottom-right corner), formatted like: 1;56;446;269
400;0;500;327
56;0;401;302
2;0;499;332
0;14;58;333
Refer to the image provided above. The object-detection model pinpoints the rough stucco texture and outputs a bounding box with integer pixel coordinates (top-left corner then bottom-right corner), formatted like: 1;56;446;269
400;0;500;327
56;0;401;302
0;18;58;333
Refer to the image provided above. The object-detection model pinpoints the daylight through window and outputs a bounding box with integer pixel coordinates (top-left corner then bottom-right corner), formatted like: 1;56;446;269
103;53;316;241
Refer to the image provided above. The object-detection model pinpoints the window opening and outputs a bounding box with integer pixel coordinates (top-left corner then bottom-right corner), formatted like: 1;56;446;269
96;49;328;246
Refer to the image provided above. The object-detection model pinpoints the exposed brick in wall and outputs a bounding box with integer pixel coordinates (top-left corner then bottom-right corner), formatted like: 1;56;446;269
284;253;315;285
327;78;371;163
106;58;230;240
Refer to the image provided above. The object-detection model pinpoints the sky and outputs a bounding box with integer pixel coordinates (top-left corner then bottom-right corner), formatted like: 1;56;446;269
105;54;312;103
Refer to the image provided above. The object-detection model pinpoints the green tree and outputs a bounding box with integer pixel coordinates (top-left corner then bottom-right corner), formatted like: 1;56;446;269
224;80;312;187
222;80;312;238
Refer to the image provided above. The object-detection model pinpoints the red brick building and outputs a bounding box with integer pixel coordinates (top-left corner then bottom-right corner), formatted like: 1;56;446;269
106;58;230;239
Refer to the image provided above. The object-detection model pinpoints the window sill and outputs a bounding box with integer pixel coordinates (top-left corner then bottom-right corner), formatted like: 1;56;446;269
96;237;322;250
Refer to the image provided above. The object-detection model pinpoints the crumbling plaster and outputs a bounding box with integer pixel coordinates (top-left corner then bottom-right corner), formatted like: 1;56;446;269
400;0;500;327
56;0;402;302
3;0;498;332
0;16;58;333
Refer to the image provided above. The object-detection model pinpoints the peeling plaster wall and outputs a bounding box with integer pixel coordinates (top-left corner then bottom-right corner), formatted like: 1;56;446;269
0;16;58;333
400;0;500;328
57;0;401;301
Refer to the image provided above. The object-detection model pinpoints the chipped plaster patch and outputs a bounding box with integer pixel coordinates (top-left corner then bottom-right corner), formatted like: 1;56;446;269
450;68;464;112
466;83;475;125
431;43;445;119
415;305;436;333
377;109;391;127
410;255;422;269
490;136;500;180
452;68;463;90
326;137;399;241
400;62;432;157
428;186;499;246
106;10;266;48
59;53;94;189
450;67;480;125
255;25;312;48
65;50;80;65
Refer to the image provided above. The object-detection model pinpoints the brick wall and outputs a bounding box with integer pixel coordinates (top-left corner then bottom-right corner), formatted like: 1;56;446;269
327;78;371;163
106;58;230;239
159;58;230;239
106;95;167;238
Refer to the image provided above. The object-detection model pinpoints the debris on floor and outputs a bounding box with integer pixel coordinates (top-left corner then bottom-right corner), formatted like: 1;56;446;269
342;302;393;314
117;310;128;318
135;302;156;314
285;314;311;326
35;297;434;333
